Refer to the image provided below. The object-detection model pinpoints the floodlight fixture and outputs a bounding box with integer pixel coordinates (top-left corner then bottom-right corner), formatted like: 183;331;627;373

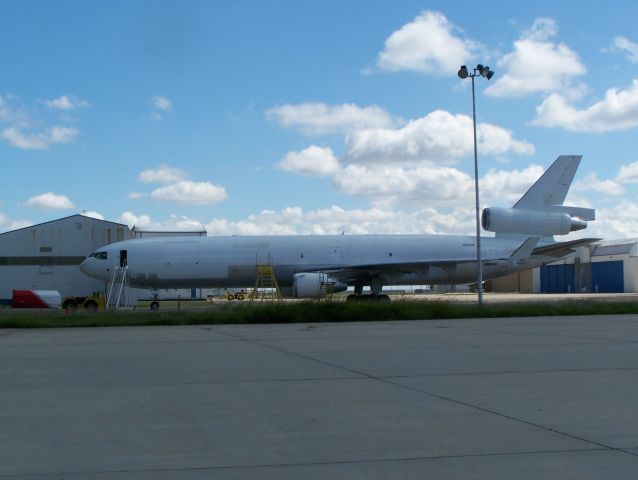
457;65;468;79
479;65;494;80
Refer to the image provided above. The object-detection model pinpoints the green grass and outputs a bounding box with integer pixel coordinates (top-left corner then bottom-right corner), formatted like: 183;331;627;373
2;299;638;328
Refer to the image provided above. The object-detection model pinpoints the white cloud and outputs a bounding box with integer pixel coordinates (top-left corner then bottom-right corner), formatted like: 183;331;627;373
152;96;172;111
480;165;546;205
0;94;29;126
345;110;533;165
334;164;473;207
332;163;543;208
0;95;14;122
266;102;395;135
0;95;81;150
135;166;229;206
204;205;476;236
485;18;586;97
276;145;341;177
24;192;75;211
0;213;32;233
616;160;638;184
573;173;624;197
138;165;189;184
151;96;172;120
534;80;638;132
48;126;78;143
523;17;558;42
377;10;477;74
80;210;105;220
476;122;535;156
118;211;156;228
166;214;206;230
609;36;638;63
116;205;481;238
150;180;228;205
117;211;205;230
1;126;78;150
45;95;90;110
586;200;638;239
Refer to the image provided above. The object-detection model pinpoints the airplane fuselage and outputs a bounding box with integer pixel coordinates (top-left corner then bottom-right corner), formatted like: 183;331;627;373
80;234;544;291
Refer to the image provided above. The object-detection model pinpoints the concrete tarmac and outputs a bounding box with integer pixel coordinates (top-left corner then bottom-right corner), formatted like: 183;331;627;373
1;315;638;478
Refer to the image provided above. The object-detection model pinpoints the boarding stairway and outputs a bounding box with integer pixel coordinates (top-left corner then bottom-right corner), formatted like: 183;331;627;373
106;266;134;310
251;257;283;302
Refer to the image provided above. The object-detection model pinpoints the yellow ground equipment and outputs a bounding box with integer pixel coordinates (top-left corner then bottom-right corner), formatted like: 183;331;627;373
226;290;253;301
62;292;106;311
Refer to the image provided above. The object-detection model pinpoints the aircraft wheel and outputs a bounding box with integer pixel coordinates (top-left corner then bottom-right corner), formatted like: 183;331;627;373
237;294;245;301
227;294;234;301
150;301;160;311
346;294;360;302
63;300;77;310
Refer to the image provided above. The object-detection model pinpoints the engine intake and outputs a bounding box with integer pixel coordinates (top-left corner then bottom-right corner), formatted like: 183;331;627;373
482;207;587;236
293;272;347;298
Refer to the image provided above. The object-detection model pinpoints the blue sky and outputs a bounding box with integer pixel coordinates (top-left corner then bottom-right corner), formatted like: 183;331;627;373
2;0;638;239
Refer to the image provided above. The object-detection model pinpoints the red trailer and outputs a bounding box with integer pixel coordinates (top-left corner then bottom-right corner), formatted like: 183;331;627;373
11;290;62;309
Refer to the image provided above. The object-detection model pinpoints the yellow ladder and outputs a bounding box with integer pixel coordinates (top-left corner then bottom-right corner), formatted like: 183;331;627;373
320;281;335;301
251;256;283;302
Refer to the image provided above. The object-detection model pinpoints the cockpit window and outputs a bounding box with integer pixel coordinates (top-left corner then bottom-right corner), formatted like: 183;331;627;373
90;251;107;260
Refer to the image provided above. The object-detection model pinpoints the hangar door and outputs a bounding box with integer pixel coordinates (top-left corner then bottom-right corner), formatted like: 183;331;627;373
591;261;624;293
541;264;575;293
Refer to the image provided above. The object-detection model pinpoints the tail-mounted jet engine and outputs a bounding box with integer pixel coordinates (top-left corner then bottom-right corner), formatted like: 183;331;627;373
481;207;587;236
293;272;347;298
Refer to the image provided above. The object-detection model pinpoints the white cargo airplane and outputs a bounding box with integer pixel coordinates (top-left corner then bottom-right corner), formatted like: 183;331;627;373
80;155;597;302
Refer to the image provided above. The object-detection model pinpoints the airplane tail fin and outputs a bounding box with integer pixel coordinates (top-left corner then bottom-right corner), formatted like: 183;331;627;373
481;155;595;239
513;155;582;211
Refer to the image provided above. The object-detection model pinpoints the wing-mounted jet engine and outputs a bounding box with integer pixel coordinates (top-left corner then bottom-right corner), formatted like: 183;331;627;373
293;272;347;298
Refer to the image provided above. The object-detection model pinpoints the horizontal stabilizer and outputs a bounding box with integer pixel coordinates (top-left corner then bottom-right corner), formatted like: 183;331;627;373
551;206;595;221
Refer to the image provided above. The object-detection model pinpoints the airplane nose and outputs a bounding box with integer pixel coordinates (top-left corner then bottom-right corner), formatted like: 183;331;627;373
79;258;91;276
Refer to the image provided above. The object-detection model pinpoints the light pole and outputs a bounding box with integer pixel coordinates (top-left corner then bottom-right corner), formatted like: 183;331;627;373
457;64;494;305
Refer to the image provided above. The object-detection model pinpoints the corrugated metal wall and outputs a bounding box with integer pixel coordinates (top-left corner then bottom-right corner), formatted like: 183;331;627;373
486;269;534;293
0;215;133;301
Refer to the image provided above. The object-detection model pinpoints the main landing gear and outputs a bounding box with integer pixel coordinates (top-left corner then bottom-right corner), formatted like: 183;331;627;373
346;280;391;302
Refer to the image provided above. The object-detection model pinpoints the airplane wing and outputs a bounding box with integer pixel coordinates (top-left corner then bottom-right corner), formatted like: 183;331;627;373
318;258;476;284
311;237;599;283
532;238;600;258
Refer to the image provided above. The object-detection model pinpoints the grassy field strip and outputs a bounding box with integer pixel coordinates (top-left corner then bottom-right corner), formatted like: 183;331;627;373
1;300;638;328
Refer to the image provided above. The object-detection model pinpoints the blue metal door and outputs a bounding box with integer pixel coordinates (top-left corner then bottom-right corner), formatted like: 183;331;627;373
591;261;624;293
541;264;575;293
